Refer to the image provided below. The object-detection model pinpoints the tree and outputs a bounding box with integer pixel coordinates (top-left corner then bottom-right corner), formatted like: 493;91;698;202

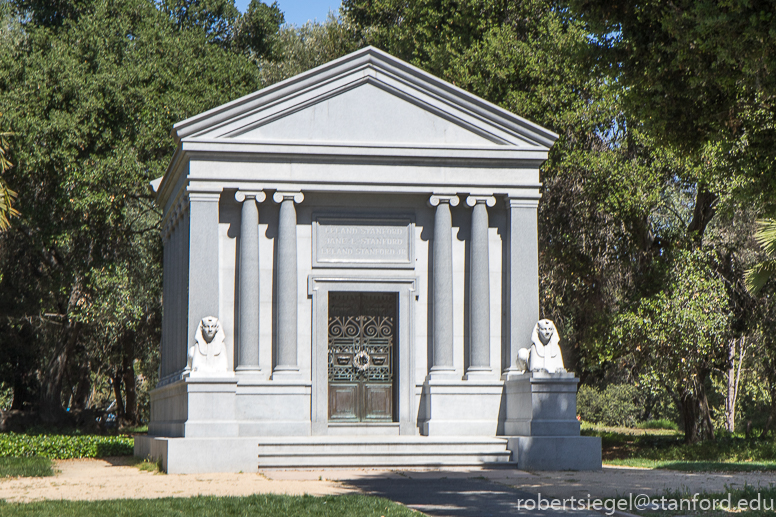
234;0;284;58
568;0;776;229
0;0;265;421
613;250;732;442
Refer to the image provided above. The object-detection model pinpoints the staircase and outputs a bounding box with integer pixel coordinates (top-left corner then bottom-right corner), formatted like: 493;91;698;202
257;435;513;468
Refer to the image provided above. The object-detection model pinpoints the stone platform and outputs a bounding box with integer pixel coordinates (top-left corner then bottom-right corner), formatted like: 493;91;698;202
136;435;513;474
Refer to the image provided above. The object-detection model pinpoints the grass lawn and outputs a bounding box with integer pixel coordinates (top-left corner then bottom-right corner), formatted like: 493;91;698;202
0;456;53;478
0;494;421;517
582;423;776;472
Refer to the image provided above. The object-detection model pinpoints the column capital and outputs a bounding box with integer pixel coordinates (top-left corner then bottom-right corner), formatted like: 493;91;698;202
235;190;267;203
465;195;496;207
505;193;541;209
273;191;304;204
187;192;221;203
428;194;460;207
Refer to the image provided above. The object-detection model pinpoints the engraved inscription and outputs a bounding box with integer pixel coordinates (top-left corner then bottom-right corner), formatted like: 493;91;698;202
314;217;413;267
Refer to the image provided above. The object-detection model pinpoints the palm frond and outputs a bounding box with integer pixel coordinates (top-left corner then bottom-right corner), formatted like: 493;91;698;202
754;219;776;256
745;259;776;294
0;128;18;230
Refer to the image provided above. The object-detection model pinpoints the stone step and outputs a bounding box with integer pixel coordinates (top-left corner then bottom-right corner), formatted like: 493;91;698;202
256;436;512;468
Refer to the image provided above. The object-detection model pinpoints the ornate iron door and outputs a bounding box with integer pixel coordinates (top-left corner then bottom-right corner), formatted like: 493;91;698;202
328;292;396;422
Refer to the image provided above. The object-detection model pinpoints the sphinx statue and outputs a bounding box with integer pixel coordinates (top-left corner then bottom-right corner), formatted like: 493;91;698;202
517;319;565;374
186;316;228;375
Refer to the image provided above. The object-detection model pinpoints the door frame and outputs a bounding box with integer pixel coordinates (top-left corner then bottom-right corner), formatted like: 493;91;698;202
308;275;417;435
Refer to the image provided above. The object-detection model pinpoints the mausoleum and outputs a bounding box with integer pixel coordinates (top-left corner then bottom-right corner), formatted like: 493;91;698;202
136;47;601;473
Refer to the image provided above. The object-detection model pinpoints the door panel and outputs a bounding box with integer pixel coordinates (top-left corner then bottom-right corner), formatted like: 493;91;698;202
328;292;396;422
329;384;358;421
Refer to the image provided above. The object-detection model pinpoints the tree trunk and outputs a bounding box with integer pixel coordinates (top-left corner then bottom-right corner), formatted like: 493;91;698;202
698;381;716;441
680;389;701;443
71;361;91;410
112;373;125;419
725;339;736;432
725;337;747;433
10;377;26;411
687;186;718;243
39;280;84;423
680;375;715;443
121;346;137;426
39;319;81;422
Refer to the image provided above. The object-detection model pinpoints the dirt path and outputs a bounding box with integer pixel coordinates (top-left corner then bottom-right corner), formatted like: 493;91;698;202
0;458;356;503
1;459;774;504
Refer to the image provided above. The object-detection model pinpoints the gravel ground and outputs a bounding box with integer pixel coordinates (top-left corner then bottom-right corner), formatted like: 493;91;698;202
0;459;774;507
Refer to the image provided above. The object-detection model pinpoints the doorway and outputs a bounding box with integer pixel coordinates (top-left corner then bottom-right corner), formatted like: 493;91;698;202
328;292;397;422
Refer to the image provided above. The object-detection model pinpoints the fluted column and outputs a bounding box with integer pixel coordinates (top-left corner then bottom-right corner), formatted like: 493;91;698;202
235;190;266;373
273;191;304;377
466;195;495;378
428;194;459;378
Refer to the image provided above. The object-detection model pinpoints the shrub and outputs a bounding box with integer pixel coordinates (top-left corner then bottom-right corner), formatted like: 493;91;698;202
577;384;641;427
0;433;133;459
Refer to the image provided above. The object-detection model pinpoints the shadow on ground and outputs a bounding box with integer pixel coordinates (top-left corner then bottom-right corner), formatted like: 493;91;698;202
341;473;599;517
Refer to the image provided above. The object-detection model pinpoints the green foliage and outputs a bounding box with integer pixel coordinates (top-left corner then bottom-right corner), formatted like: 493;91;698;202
745;219;776;294
254;15;362;86
0;0;268;421
613;249;731;441
636;419;679;431
0;494;418;517
0;456;53;477
577;384;641;427
568;0;776;183
584;427;776;464
159;0;241;44
234;0;284;58
0;432;133;459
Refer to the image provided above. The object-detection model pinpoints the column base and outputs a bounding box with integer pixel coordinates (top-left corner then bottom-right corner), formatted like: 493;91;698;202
427;367;459;381
463;367;493;381
272;366;302;380
235;366;262;373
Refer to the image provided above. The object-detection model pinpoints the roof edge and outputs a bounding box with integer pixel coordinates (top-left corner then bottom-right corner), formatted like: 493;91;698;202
170;46;559;147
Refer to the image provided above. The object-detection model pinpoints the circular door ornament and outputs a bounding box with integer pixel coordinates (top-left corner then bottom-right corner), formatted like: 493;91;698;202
353;350;371;371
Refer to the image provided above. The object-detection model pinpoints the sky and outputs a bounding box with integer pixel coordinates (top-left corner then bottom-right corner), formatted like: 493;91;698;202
234;0;342;27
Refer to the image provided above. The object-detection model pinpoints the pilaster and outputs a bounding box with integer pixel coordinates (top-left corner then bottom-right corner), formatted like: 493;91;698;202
503;193;541;378
187;190;221;356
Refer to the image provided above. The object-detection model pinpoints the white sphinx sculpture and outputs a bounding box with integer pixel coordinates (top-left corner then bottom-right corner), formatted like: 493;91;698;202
186;316;228;375
517;319;565;373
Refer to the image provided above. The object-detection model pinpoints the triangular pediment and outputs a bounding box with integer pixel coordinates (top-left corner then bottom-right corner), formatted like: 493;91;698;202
228;82;503;146
172;47;557;150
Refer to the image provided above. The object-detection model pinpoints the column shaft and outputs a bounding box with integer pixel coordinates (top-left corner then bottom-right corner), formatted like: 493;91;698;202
274;192;303;374
430;196;457;374
466;196;495;376
236;191;264;372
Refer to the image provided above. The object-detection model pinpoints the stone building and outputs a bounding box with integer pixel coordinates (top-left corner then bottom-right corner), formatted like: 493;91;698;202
136;47;600;473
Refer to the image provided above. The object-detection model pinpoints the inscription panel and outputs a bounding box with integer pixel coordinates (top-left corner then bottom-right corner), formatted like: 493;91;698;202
313;215;414;268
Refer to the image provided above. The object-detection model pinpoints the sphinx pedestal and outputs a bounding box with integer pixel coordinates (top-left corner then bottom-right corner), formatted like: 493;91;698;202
502;371;601;470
